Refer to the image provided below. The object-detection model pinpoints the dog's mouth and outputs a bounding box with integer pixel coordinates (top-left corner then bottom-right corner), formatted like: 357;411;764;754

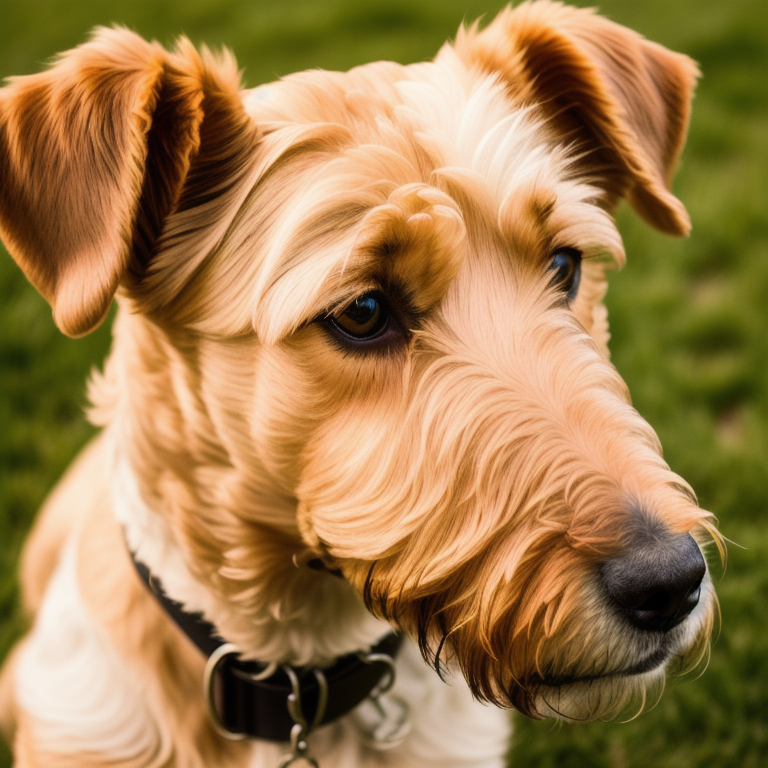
537;647;670;688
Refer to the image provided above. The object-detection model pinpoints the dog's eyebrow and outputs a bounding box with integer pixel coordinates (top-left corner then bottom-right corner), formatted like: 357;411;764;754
250;176;466;344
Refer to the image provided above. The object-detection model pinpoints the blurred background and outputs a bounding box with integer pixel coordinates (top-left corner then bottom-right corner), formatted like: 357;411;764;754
1;1;766;766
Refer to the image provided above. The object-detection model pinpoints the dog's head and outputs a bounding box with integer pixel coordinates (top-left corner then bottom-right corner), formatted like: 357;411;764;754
0;1;720;721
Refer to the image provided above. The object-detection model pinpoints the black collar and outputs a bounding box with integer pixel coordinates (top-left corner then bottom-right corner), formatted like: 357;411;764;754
129;552;402;742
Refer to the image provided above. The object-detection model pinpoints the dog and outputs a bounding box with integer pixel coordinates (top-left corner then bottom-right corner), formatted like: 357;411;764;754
0;2;721;766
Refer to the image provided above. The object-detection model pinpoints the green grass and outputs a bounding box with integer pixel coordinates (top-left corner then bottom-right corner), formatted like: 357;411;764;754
1;1;766;766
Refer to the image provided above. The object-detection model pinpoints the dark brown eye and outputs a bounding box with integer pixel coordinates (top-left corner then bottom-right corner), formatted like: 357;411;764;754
330;292;389;340
548;247;582;301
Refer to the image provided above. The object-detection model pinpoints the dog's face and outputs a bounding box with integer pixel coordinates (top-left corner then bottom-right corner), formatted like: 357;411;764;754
0;2;719;722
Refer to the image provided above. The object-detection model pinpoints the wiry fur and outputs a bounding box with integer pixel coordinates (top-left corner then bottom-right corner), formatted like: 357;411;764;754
0;3;720;766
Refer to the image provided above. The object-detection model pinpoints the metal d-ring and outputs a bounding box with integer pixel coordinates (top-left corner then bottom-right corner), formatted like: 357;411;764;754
353;650;411;750
203;643;250;741
357;651;397;698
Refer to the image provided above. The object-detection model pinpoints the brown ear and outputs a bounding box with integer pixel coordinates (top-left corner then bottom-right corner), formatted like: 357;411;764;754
0;27;248;336
455;1;699;236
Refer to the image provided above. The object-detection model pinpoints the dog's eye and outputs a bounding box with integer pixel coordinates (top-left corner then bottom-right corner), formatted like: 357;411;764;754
330;292;390;340
548;247;582;301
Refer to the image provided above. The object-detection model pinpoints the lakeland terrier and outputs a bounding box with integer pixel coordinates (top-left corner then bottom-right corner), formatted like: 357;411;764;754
0;2;720;766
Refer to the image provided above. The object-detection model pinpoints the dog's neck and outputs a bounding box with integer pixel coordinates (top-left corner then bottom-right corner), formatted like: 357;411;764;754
110;440;389;667
97;310;389;667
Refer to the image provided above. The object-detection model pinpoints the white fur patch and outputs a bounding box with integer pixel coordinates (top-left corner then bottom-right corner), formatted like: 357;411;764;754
15;535;168;761
113;448;224;629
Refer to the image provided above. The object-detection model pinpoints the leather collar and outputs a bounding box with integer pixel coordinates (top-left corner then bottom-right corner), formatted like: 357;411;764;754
129;551;402;742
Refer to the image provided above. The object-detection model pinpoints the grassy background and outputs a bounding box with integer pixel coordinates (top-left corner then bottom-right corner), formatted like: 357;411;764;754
1;0;766;766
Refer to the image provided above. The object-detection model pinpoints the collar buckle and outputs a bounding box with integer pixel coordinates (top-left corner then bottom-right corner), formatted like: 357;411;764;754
130;545;403;746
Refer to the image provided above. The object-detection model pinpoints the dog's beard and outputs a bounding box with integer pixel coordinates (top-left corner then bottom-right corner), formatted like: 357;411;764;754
532;583;715;722
344;529;716;721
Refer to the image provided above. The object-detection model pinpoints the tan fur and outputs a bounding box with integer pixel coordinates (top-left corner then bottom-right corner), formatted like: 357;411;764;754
0;3;720;765
18;437;107;616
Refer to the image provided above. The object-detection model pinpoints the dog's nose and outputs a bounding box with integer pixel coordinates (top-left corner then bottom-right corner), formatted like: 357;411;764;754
601;531;706;633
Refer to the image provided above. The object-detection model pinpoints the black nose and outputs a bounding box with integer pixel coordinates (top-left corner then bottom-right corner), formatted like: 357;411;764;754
601;531;706;633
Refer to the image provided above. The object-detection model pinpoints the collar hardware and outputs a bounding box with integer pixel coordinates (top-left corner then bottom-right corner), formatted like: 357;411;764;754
128;547;403;743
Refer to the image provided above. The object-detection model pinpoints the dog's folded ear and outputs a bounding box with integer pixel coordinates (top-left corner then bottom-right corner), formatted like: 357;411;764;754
455;1;699;237
0;27;255;337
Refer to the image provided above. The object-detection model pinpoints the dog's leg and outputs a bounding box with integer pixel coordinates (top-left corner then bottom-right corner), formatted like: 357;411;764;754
18;435;107;617
0;639;24;747
0;435;108;753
